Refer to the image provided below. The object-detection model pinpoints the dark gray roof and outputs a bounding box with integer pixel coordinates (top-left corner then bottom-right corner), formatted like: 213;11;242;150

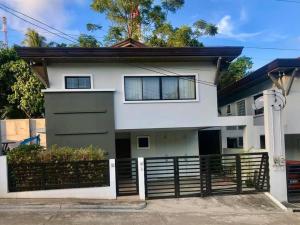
218;58;300;106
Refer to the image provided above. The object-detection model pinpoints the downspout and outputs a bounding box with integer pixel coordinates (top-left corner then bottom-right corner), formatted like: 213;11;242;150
214;57;222;85
286;68;299;96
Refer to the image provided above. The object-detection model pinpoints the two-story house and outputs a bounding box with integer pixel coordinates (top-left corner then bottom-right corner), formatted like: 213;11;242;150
16;39;245;159
218;58;300;160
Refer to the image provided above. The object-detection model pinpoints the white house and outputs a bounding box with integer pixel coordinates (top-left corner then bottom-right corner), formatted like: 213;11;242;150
16;39;249;159
218;58;300;160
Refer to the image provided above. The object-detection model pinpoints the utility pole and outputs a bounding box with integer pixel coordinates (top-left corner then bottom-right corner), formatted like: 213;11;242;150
2;16;8;47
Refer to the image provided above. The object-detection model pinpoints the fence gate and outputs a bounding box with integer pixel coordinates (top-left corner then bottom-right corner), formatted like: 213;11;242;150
116;158;139;196
144;153;269;199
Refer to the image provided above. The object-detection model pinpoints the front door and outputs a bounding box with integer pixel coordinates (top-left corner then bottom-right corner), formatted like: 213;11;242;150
198;130;221;155
116;139;131;159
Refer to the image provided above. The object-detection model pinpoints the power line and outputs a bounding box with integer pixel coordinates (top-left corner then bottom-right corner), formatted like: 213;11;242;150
244;46;300;51
275;0;300;3
0;6;77;44
8;27;106;40
124;63;216;87
0;3;78;42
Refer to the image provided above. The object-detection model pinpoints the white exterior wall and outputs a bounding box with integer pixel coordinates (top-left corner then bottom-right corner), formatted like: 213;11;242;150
130;130;199;158
220;77;300;160
46;62;221;130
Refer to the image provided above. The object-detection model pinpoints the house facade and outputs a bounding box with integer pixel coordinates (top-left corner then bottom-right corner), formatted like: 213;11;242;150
218;58;300;160
16;40;246;159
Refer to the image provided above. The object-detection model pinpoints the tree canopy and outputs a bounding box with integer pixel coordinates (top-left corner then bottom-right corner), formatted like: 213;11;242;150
219;56;253;89
22;28;47;47
90;0;218;46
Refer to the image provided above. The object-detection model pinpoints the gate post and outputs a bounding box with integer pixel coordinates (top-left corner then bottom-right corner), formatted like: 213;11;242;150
235;155;242;194
138;157;145;200
263;90;287;202
0;156;8;197
109;159;117;199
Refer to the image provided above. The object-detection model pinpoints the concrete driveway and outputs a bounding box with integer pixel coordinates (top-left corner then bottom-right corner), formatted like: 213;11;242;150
1;194;300;225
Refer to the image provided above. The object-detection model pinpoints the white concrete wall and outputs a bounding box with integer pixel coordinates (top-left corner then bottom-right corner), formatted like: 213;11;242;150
219;77;300;160
45;62;222;130
130;130;199;158
0;157;117;199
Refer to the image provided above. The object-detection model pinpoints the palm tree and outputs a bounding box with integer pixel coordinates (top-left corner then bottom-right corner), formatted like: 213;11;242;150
22;28;47;47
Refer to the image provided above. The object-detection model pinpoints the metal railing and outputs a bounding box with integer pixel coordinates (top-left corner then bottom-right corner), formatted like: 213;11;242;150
8;160;110;192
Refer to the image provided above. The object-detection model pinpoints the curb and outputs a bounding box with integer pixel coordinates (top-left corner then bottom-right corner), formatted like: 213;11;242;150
0;201;147;211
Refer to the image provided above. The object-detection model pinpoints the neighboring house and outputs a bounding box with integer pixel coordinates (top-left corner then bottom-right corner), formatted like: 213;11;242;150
218;58;300;160
16;39;245;158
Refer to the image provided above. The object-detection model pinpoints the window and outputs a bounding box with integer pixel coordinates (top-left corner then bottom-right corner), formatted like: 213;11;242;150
65;76;91;89
227;126;237;130
124;76;196;101
254;94;264;115
260;135;266;149
227;137;243;148
237;100;246;116
137;136;150;149
226;105;231;115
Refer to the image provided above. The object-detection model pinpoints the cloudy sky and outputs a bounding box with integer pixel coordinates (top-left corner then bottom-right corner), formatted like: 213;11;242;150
0;0;299;69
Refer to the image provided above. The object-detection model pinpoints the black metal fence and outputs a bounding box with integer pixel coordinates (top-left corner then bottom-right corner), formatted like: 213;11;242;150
116;158;139;196
8;160;110;192
144;153;269;199
286;161;300;203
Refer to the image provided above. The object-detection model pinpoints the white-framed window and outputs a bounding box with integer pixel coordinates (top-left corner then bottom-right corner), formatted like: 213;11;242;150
124;76;196;101
227;137;243;148
253;93;264;115
237;99;246;116
137;136;150;149
64;75;92;89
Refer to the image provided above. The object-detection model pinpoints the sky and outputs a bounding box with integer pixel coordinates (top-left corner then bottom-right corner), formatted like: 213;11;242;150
0;0;300;70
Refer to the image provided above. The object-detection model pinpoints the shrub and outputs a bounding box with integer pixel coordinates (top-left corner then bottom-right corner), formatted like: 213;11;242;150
7;144;44;164
7;144;107;164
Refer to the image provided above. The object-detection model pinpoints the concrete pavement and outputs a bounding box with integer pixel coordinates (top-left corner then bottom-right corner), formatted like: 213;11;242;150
1;194;300;225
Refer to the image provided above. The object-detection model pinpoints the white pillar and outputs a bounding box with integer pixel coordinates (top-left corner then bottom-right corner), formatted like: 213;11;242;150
263;90;287;202
0;156;8;197
243;119;255;151
109;159;117;199
138;157;145;200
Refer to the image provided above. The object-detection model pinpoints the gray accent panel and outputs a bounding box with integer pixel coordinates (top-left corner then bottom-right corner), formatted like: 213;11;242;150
44;92;115;158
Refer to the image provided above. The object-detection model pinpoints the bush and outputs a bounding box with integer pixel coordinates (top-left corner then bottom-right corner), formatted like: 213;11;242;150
7;144;107;164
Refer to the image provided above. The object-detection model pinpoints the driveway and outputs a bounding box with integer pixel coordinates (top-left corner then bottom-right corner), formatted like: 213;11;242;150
1;194;300;225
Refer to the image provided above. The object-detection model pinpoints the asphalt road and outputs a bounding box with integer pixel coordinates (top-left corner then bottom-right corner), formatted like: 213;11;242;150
1;194;300;225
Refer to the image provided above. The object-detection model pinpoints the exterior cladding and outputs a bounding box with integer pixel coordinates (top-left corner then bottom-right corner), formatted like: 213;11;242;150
44;91;115;158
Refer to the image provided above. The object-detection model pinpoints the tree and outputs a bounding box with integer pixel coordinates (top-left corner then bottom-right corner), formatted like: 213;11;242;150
0;45;44;119
90;0;217;46
219;56;253;88
7;59;45;118
22;28;47;47
0;45;25;119
77;34;100;47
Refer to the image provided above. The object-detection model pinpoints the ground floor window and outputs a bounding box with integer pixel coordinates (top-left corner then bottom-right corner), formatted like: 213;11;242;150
227;137;243;148
137;136;150;149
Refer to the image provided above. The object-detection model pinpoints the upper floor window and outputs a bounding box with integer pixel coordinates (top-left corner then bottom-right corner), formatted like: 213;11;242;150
124;76;196;101
253;93;264;115
226;104;231;115
237;100;246;116
65;76;91;89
